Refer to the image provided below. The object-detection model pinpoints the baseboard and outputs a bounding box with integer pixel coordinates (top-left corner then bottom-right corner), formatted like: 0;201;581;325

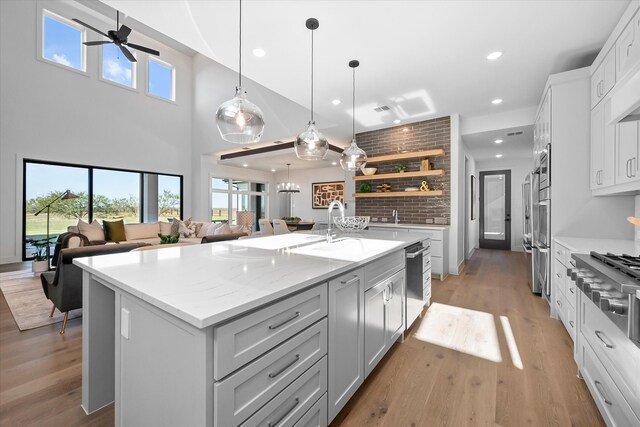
0;256;21;265
466;247;475;259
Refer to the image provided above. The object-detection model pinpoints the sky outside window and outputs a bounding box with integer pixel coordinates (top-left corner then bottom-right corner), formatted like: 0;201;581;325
102;44;134;87
43;14;83;70
148;58;173;100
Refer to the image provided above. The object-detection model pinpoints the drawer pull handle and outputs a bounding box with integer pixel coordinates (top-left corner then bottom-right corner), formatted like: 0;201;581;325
340;276;360;286
569;287;575;294
556;300;562;307
268;397;300;427
595;330;614;349
570;260;576;267
594;381;612;405
268;312;300;330
556;273;561;278
268;354;300;378
569;320;574;328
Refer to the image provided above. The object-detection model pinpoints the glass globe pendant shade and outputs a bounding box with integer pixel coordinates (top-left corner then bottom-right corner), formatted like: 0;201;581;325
340;138;367;171
216;86;265;144
295;121;329;160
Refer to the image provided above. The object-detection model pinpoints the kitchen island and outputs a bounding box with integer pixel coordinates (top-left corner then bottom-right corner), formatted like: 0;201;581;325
74;229;431;426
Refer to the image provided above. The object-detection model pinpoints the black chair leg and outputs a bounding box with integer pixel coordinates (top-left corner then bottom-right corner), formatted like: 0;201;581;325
49;304;55;318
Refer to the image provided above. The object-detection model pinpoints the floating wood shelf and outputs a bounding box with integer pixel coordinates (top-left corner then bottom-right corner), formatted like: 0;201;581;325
365;149;446;164
352;190;444;198
352;169;445;181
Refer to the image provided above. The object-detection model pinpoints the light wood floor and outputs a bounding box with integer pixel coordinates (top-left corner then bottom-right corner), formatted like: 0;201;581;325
0;250;603;427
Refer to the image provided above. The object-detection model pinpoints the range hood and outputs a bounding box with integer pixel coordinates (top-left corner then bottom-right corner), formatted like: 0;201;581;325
610;60;640;124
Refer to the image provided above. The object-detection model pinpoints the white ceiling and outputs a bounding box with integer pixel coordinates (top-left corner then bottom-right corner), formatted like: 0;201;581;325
462;125;534;163
217;145;342;172
100;0;628;164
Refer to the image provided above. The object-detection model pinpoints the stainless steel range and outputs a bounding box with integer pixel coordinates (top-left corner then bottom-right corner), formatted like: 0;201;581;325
570;252;640;348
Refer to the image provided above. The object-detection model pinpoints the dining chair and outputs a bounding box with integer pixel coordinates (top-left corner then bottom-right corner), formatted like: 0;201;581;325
272;219;291;235
258;218;275;236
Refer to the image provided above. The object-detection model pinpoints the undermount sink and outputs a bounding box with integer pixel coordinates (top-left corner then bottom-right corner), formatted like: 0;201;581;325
288;237;401;262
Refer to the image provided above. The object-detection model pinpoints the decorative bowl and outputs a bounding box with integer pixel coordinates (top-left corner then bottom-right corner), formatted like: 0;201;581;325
360;167;378;176
333;216;371;232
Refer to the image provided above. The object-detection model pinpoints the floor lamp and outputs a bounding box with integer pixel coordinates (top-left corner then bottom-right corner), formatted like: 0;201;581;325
34;189;78;270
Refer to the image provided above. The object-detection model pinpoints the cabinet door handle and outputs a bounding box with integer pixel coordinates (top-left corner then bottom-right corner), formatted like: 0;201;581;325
570;260;576;267
627;41;633;57
595;330;614;349
594;381;613;406
569;287;575;294
569;320;575;327
633;158;637;177
268;311;300;330
388;282;393;300
556;273;562;278
268;354;300;378
340;276;360;286
556;299;562;307
627;159;631;178
268;397;300;427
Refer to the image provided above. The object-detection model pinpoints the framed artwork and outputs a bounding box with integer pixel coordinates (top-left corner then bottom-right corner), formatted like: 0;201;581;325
471;175;478;220
312;181;345;209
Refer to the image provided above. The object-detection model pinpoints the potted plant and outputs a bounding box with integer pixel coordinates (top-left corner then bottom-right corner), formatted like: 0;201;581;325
359;182;372;193
395;162;408;173
158;233;180;244
27;237;54;273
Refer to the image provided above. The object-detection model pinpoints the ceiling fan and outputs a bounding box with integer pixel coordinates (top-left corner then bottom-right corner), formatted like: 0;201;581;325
72;11;159;62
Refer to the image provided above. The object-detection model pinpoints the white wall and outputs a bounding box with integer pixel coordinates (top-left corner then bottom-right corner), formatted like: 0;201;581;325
0;0;193;263
449;114;464;274
477;157;531;251
272;167;355;222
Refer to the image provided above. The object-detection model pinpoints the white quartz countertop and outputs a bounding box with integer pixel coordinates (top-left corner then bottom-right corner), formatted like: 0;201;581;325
74;230;430;329
554;236;638;256
367;223;450;230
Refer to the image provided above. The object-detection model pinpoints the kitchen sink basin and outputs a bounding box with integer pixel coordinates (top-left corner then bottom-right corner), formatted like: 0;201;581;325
288;237;401;262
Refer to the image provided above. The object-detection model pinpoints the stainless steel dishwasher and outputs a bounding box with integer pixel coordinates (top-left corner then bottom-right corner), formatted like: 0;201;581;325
406;241;429;329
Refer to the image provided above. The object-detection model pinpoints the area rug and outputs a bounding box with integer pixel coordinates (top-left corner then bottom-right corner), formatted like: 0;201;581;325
0;272;82;331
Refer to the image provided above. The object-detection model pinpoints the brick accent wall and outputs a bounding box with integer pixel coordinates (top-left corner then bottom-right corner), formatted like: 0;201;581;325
354;116;451;225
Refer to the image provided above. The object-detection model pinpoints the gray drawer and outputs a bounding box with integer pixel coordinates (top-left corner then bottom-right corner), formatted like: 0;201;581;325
580;340;640;427
214;284;328;380
240;356;328;427
364;251;404;291
581;296;640;413
293;393;327;427
214;319;327;426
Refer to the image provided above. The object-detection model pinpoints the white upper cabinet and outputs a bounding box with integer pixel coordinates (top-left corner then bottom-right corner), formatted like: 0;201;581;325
591;48;616;110
616;10;640;79
615;120;640;185
590;97;616;189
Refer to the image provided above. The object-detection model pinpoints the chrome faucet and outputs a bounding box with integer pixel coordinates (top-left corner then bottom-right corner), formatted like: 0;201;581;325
392;209;399;224
326;200;345;243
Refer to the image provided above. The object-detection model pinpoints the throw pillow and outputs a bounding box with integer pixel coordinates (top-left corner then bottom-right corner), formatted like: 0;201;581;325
103;219;127;242
170;217;192;236
77;219;105;242
206;223;223;235
195;222;212;238
229;224;243;233
159;221;173;235
178;221;197;238
214;223;231;235
194;222;204;237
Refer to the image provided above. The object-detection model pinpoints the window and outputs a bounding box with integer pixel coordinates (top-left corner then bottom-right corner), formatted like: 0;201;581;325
22;160;183;260
211;178;268;227
148;58;174;101
92;169;140;223
42;11;84;71
102;44;135;88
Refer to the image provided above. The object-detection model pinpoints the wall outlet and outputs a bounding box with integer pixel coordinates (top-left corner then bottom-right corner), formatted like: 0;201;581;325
372;217;378;222
381;217;388;222
434;217;447;224
425;218;434;224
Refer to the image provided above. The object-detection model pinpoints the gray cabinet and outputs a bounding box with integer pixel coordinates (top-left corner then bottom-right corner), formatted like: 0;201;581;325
364;268;405;378
328;269;364;422
364;280;387;377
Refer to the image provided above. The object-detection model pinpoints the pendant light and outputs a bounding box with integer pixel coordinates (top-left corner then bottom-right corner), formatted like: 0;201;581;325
294;18;329;161
277;164;300;193
340;60;367;171
215;0;265;144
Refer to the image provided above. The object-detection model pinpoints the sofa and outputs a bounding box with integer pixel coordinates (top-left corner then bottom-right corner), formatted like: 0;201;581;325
68;220;247;246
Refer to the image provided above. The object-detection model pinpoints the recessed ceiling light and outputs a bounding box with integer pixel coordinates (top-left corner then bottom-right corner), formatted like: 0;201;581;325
331;161;337;166
494;139;503;144
332;99;341;105
402;128;409;132
496;154;503;158
271;168;276;172
252;48;266;57
393;119;401;124
492;98;503;105
487;51;503;60
243;163;248;167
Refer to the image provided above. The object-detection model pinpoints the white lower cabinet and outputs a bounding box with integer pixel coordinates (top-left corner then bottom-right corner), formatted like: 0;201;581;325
327;269;364;422
294;393;327;427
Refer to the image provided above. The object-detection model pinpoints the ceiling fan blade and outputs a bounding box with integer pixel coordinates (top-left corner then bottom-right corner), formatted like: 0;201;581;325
83;40;112;46
119;45;137;62
72;18;110;38
116;24;132;40
125;42;160;56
